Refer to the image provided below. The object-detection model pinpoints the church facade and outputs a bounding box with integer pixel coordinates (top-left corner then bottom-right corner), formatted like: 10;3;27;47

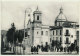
27;7;50;46
26;7;79;48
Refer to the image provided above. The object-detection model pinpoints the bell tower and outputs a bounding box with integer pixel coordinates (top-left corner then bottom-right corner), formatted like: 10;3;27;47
33;6;42;27
32;6;42;46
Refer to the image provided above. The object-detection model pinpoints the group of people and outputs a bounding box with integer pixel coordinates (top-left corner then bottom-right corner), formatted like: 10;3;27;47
31;46;39;54
40;44;50;52
52;46;79;54
31;45;50;54
31;44;79;54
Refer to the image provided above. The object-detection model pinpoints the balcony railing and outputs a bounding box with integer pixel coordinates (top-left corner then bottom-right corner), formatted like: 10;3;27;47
65;33;70;36
65;42;70;44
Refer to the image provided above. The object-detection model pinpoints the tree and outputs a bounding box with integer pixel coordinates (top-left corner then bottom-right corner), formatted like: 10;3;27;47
18;30;24;43
17;30;27;43
6;23;16;44
14;31;18;44
6;23;16;52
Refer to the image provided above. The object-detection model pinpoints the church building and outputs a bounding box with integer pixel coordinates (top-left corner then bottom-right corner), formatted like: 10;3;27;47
26;7;79;48
27;7;50;46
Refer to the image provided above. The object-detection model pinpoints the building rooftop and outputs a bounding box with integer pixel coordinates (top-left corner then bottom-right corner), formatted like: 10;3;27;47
50;26;62;30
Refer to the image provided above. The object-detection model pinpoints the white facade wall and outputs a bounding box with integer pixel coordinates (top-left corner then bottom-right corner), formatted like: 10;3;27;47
50;27;77;47
50;29;62;42
33;26;50;46
62;27;76;47
26;7;79;48
41;27;50;46
33;28;42;46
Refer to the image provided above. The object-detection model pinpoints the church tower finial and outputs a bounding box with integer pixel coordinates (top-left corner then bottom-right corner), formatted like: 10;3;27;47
36;6;39;11
60;6;63;14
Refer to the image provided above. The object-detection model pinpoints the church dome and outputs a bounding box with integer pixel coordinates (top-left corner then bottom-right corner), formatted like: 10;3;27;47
55;7;67;21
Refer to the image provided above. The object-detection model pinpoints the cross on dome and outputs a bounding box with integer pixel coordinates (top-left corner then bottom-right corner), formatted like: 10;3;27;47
60;7;63;14
36;6;39;11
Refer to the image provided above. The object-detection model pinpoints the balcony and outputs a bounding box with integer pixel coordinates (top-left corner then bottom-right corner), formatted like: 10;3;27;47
65;33;70;36
65;42;70;44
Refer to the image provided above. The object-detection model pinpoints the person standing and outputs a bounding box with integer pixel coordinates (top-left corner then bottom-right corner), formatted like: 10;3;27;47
31;46;33;54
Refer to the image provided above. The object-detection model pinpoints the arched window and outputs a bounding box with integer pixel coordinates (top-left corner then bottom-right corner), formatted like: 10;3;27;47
37;16;39;20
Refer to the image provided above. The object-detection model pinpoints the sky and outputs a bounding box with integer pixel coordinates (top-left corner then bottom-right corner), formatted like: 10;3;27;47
1;0;80;30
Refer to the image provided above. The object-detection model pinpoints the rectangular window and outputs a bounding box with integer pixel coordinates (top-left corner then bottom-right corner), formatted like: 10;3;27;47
53;31;54;35
60;37;62;43
37;16;39;20
76;31;79;40
65;30;70;36
37;31;38;34
60;30;62;35
56;30;57;35
41;31;43;35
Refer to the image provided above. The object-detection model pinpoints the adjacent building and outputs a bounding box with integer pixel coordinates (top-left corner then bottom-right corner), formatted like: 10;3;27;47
50;7;79;48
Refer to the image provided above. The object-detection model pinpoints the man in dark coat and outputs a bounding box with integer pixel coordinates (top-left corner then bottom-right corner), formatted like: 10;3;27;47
36;46;38;54
60;46;63;52
64;47;66;52
34;46;36;54
76;46;79;54
41;45;43;52
31;46;33;54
